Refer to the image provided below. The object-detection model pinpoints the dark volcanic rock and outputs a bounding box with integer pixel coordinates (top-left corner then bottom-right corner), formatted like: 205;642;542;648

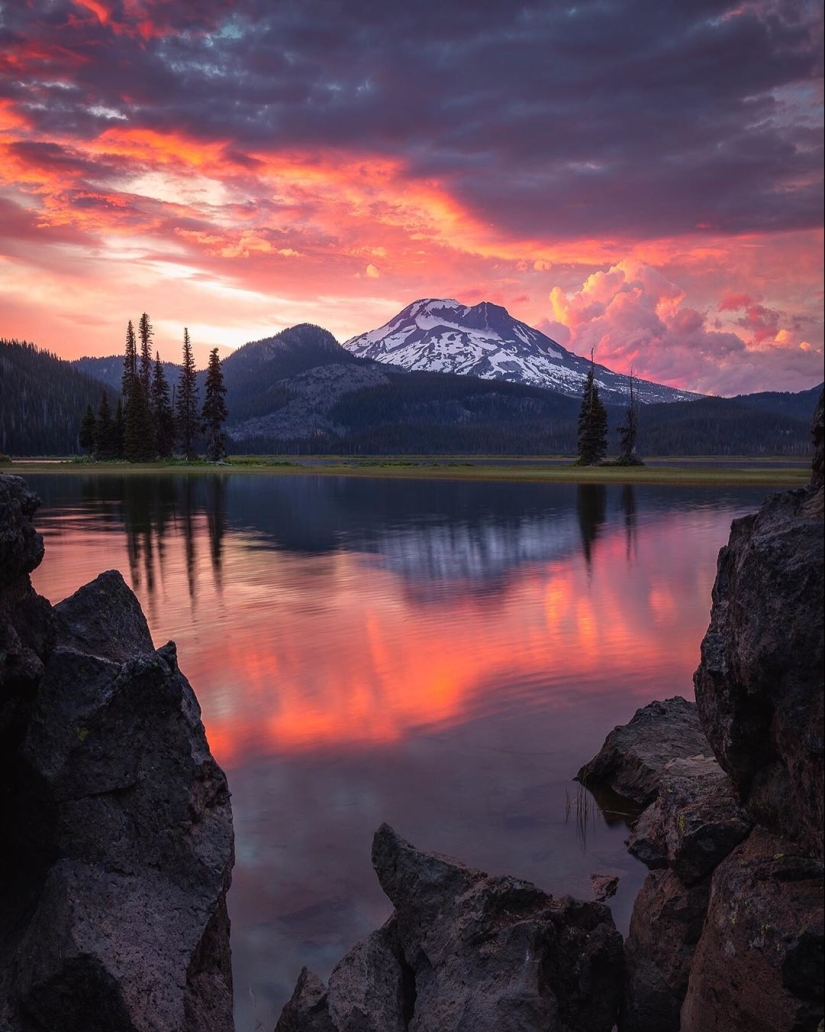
278;823;624;1032
621;869;710;1032
327;923;408;1032
693;390;825;857
590;874;620;902
576;697;713;806
0;476;53;739
627;755;751;885
0;475;235;1032
680;828;824;1032
276;968;336;1032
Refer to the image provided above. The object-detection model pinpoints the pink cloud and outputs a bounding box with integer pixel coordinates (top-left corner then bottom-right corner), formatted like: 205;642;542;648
548;259;823;396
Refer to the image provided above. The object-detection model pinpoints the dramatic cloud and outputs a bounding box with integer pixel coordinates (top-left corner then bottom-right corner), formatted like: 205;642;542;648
545;259;823;395
0;0;822;392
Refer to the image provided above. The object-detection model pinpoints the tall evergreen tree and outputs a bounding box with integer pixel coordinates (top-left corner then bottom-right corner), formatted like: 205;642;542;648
576;353;608;466
138;313;153;396
95;392;119;460
176;328;199;460
151;352;176;458
121;315;155;462
123;379;155;462
202;347;228;462
79;404;97;455
618;369;641;465
122;320;137;398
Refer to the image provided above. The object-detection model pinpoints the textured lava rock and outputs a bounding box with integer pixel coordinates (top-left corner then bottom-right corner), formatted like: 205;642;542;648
576;697;713;807
0;475;235;1032
277;823;624;1032
0;476;53;740
277;968;336;1032
680;828;824;1032
694;389;824;857
627;755;751;885
621;869;710;1032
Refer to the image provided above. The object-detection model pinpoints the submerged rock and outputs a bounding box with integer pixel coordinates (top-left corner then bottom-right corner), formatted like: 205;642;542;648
0;474;235;1032
627;755;751;885
680;829;824;1032
694;389;824;857
590;874;620;902
576;696;713;806
277;823;624;1032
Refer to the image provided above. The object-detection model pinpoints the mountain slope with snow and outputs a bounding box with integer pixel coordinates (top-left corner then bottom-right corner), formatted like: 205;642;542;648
343;299;698;404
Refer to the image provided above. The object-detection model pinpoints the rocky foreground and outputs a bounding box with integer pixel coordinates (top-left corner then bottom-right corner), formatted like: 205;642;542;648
0;391;821;1031
0;475;234;1031
578;388;824;1032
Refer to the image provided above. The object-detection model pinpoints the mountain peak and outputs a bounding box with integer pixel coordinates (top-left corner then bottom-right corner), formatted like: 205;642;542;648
344;299;698;404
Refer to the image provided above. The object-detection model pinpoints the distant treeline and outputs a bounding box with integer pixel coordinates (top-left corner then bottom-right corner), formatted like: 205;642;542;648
231;380;817;456
0;339;115;455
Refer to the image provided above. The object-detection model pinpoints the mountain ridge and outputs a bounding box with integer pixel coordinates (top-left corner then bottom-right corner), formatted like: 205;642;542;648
343;298;699;404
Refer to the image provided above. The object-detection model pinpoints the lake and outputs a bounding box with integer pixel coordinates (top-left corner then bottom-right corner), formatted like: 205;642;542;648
24;472;772;1030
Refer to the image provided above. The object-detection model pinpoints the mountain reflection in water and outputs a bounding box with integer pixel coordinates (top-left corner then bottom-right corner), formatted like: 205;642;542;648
26;472;769;1029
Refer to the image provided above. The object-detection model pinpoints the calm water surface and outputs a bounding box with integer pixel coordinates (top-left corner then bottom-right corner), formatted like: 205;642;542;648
25;473;771;1030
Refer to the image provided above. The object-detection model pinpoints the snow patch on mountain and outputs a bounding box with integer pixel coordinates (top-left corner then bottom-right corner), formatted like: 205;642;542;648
344;299;698;404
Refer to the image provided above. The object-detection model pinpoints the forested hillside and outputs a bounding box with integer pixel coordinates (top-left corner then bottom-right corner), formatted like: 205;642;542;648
0;339;113;455
233;369;815;456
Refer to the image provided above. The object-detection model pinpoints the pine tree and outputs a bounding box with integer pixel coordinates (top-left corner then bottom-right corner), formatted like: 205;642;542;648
95;392;118;460
176;328;199;460
79;404;97;455
122;320;137;397
138;313;153;396
576;353;608;466
202;347;228;462
151;353;176;458
123;379;155;462
618;369;642;465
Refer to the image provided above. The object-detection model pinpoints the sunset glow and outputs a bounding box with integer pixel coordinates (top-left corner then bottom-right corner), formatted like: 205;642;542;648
1;1;822;392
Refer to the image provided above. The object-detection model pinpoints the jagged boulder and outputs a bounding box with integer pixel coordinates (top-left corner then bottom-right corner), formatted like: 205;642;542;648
627;755;751;884
277;823;624;1032
621;869;710;1032
694;388;824;857
680;829;824;1032
576;697;713;806
0;476;52;739
0;474;235;1032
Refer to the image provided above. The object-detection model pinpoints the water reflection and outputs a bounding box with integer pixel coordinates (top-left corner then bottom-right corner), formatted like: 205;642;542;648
576;483;607;567
25;472;770;1030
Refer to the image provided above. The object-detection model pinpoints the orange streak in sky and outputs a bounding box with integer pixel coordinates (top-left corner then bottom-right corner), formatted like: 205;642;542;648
73;0;111;24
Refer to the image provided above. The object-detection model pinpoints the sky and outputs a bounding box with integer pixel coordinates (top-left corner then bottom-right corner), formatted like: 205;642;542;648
0;0;822;394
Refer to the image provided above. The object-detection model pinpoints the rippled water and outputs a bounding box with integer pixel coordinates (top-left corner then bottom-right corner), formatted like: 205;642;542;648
25;472;770;1029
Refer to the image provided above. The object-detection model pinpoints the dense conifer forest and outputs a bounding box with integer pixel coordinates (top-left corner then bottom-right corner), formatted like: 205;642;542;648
0;339;116;455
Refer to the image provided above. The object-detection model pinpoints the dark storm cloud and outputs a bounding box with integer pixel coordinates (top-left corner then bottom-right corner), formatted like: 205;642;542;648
3;0;822;240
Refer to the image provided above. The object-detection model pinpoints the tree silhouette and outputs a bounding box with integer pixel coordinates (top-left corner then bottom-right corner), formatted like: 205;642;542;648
576;353;608;465
138;312;153;396
618;369;642;465
151;353;176;458
176;328;199;460
95;392;119;459
122;320;137;398
79;404;97;455
202;348;228;462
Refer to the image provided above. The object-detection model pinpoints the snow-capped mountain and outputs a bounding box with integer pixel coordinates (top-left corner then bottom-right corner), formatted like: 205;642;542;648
344;299;698;404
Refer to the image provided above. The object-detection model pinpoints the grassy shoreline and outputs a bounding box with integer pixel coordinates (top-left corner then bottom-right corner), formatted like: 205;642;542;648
2;455;812;487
